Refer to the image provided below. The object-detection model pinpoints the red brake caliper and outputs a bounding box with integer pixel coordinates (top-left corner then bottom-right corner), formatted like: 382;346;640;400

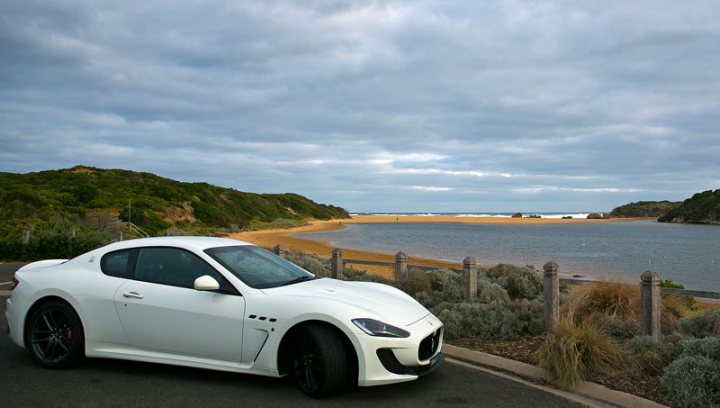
66;327;73;342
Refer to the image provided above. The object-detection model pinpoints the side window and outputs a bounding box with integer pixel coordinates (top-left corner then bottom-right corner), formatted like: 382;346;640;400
135;247;236;293
100;249;134;278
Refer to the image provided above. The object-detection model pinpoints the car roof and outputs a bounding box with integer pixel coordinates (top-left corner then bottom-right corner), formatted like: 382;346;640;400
99;236;253;253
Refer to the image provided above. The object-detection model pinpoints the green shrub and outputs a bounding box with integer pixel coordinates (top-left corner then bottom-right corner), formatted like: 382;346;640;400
344;267;391;283
680;309;720;338
661;356;720;408
676;337;720;361
603;318;640;339
627;336;673;375
477;281;511;305
660;279;684;289
283;251;331;277
414;269;464;308
486;264;543;299
396;270;431;297
436;301;524;340
510;299;545;335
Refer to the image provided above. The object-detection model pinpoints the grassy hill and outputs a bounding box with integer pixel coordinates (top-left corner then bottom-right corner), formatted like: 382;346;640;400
658;189;720;225
610;200;681;218
0;166;349;259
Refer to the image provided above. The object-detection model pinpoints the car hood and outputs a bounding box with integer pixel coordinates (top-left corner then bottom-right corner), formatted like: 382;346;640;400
262;278;429;326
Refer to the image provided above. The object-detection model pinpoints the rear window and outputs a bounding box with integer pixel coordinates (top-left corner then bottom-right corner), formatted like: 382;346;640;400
100;249;134;278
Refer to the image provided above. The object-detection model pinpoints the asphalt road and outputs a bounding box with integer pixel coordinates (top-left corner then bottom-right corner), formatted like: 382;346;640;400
0;262;583;407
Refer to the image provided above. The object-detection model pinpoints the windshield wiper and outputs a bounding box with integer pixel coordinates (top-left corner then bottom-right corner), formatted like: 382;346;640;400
282;275;319;286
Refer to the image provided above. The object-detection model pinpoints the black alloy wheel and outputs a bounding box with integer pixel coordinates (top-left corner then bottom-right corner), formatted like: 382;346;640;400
26;301;84;368
291;324;347;397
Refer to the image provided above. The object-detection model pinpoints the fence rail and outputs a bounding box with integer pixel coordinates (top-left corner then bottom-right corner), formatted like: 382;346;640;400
273;244;720;340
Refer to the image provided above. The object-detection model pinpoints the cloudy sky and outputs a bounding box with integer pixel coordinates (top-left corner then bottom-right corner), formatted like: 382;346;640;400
1;1;719;212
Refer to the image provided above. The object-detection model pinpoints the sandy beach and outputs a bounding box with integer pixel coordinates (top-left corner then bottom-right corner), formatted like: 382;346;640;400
229;215;646;279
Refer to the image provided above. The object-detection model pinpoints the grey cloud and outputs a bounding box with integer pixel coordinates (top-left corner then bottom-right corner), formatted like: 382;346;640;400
1;0;719;212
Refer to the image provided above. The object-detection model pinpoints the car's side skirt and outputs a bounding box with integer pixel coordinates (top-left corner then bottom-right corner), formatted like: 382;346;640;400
86;343;281;378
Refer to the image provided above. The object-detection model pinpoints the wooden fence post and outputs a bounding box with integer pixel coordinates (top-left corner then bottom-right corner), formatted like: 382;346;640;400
273;244;285;257
641;271;661;340
22;229;30;244
115;230;124;242
331;248;343;280
543;261;559;331
463;257;477;300
395;252;408;282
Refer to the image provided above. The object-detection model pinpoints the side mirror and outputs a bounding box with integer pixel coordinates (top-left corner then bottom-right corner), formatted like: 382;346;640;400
194;275;220;291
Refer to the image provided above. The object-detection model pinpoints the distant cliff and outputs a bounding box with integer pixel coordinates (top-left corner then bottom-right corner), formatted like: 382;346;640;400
610;200;681;218
658;189;720;225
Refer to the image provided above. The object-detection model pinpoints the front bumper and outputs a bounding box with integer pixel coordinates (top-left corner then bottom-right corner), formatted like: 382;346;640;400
355;313;444;386
376;349;444;377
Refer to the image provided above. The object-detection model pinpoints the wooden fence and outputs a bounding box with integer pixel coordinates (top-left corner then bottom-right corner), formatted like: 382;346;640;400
274;244;720;340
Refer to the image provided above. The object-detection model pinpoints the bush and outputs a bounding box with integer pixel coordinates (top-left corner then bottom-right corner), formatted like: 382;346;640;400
680;308;720;338
676;337;720;361
477;281;511;305
486;264;543;300
562;281;689;334
414;269;464;308
282;250;390;283
604;318;640;339
661;356;720;408
396;270;431;297
563;282;639;324
437;301;524;340
344;267;391;283
536;317;623;387
510;299;545;335
283;250;331;277
660;294;688;333
627;336;674;375
660;279;684;289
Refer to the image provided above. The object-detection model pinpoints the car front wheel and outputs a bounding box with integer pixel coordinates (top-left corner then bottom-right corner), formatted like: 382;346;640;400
291;324;347;397
26;301;84;368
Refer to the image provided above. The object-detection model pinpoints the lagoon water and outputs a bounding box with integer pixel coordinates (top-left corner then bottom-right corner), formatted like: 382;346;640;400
297;221;720;291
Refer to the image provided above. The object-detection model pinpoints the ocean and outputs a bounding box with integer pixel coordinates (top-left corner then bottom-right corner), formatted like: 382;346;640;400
296;220;720;291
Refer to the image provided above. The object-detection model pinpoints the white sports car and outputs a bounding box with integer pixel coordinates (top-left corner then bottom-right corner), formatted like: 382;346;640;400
5;236;443;397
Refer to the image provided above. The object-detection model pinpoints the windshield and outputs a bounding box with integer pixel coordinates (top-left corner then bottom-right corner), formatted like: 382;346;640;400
205;245;315;289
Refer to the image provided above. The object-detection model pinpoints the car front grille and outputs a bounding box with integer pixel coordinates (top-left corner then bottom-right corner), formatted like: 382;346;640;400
418;328;442;361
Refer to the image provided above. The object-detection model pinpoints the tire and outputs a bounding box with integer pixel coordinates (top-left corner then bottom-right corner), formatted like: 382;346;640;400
291;324;347;397
26;301;84;368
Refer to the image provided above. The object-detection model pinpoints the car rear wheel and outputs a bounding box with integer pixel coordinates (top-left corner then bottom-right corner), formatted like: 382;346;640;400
26;301;84;368
291;324;347;397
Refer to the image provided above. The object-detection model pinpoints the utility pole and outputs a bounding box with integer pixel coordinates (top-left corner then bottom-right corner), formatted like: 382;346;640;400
128;199;132;225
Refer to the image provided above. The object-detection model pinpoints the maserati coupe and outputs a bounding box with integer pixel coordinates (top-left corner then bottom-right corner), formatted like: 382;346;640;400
5;236;444;397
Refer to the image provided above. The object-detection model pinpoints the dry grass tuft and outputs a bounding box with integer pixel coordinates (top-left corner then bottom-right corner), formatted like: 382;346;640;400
563;281;639;324
660;294;689;333
562;281;690;334
536;317;624;387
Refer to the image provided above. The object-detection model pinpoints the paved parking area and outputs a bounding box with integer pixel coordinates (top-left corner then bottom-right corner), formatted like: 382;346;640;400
0;262;583;407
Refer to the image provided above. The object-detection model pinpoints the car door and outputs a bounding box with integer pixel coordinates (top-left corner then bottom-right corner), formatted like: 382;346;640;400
113;247;245;363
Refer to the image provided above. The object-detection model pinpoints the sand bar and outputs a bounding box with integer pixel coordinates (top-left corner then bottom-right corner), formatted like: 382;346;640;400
229;215;649;279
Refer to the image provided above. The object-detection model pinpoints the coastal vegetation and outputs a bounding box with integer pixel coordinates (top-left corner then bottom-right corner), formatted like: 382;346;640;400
658;189;720;225
281;250;719;405
610;200;681;218
611;188;720;225
0;166;349;260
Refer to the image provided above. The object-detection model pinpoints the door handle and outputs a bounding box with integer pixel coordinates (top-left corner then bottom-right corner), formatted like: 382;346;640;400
123;291;144;299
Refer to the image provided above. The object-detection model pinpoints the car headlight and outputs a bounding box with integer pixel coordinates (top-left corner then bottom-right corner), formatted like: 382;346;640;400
352;319;410;338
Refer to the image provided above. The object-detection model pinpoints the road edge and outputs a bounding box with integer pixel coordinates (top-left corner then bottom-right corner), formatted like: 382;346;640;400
443;344;668;408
